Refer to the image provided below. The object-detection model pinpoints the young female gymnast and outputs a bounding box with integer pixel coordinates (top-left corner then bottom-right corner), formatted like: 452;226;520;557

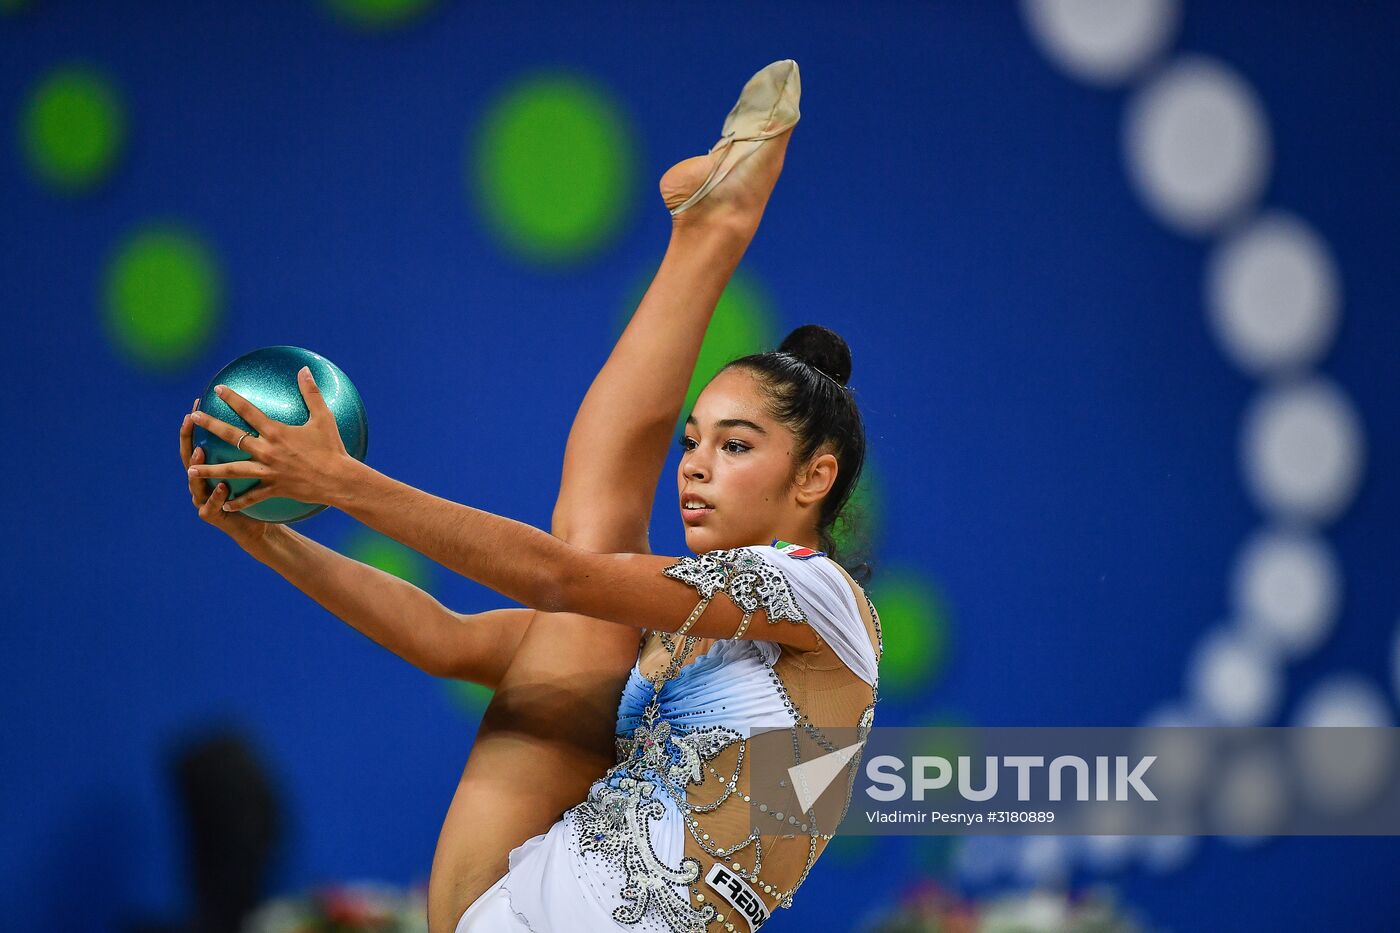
180;60;881;933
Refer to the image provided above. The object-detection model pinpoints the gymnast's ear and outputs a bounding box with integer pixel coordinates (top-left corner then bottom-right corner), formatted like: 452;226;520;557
792;449;838;506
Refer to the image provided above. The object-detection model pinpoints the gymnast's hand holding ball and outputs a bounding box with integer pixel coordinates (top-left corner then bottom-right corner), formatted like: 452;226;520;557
180;346;369;540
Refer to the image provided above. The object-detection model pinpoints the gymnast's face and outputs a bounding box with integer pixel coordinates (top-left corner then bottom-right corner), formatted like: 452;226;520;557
677;367;836;555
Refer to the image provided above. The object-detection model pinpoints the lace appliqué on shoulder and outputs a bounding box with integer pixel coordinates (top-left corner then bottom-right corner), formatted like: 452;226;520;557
662;548;808;635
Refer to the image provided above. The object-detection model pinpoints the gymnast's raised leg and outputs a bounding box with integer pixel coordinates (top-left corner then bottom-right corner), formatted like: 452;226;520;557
427;79;798;931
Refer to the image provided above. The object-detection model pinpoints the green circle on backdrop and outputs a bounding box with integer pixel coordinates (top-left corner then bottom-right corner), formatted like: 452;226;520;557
21;65;125;193
473;74;635;264
445;680;493;719
339;527;492;717
907;711;974;872
683;274;776;423
824;833;875;865
830;454;883;558
322;0;435;28
869;570;950;695
343;529;433;590
614;268;777;435
102;225;222;371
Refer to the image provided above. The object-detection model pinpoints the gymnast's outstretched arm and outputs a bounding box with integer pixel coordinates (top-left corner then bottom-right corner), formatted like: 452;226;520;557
238;524;531;685
186;137;793;691
185;205;746;688
181;401;532;685
179;220;750;688
238;460;833;650
180;175;773;693
186;109;798;928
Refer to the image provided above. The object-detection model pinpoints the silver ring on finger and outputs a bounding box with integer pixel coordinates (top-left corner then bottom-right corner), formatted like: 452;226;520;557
236;431;251;451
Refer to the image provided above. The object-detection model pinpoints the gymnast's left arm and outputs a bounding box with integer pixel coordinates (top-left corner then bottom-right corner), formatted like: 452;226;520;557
313;457;821;652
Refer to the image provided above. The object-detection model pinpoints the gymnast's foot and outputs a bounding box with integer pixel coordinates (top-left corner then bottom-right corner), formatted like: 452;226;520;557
660;131;793;233
661;59;800;233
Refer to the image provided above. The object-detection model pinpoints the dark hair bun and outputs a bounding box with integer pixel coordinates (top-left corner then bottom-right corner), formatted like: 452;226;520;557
778;324;852;386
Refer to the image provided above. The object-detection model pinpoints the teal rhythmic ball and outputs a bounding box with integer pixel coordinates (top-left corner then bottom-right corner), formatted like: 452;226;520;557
193;346;369;524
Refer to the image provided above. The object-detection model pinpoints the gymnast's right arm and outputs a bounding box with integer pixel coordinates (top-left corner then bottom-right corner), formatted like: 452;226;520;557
241;527;530;686
180;401;528;687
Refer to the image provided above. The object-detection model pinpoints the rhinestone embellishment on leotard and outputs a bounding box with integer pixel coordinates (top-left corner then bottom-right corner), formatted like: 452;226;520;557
567;547;873;933
661;548;807;628
572;701;743;931
574;776;715;931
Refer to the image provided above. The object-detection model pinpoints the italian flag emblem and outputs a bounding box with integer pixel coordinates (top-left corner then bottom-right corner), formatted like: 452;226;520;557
771;539;826;560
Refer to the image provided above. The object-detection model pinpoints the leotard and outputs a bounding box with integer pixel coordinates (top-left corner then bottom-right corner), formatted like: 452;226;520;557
457;542;883;933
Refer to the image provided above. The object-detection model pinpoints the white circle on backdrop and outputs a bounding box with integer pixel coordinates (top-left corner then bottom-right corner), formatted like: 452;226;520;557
1124;56;1271;234
981;890;1070;928
1079;830;1136;874
1241;378;1365;523
1015;834;1073;888
1206;212;1341;374
1021;0;1180;85
1291;674;1393;815
1393;622;1400;708
1188;627;1282;726
1140;833;1197;873
1294;674;1392;728
1139;704;1213;802
1143;702;1199;728
1213;745;1289;841
952;834;1015;885
1232;527;1341;658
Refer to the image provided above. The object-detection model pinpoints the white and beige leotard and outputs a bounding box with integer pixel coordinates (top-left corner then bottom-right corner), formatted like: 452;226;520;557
456;542;883;933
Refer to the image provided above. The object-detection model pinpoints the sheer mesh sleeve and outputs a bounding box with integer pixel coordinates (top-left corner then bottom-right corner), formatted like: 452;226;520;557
747;545;877;686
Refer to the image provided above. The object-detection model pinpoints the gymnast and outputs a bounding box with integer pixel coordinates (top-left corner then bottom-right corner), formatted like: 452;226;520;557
179;60;881;933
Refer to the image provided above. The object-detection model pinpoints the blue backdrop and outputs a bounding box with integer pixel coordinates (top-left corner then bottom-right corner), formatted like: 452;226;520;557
4;1;1399;930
